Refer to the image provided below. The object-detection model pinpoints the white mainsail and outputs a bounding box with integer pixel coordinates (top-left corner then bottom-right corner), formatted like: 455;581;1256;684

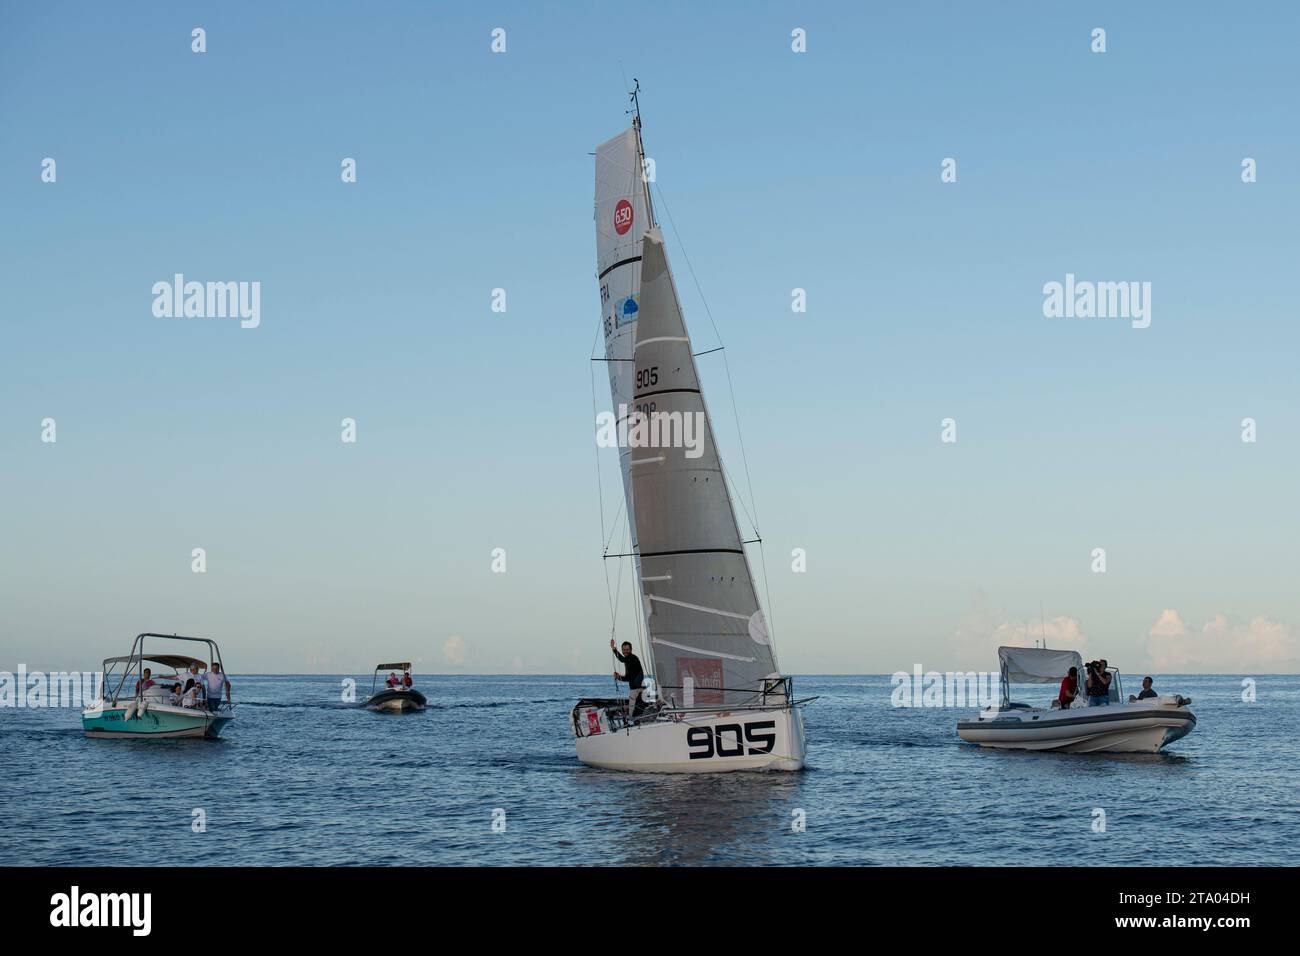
594;127;779;708
595;127;651;576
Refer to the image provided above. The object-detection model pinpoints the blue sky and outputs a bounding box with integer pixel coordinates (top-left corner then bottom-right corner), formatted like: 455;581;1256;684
2;1;1297;674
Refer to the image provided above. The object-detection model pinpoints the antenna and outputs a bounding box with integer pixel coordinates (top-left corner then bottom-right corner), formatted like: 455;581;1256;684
1040;602;1047;649
626;78;657;226
627;77;642;126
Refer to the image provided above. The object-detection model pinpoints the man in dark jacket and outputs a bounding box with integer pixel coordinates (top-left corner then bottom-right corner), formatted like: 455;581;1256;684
610;639;646;719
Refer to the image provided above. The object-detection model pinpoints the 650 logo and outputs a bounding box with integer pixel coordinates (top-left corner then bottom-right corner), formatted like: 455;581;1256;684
686;720;776;759
614;198;634;235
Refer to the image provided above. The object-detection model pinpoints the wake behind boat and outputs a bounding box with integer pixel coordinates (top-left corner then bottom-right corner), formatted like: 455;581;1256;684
363;662;426;712
957;646;1196;753
82;633;234;739
573;89;809;773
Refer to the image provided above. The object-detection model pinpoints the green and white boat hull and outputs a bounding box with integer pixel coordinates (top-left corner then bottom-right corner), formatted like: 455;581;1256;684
82;701;232;739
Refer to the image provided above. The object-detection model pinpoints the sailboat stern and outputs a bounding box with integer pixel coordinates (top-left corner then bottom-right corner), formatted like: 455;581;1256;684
572;701;806;773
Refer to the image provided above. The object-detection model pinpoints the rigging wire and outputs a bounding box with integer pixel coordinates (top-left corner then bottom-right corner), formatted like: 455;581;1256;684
590;324;620;636
591;303;637;651
602;496;626;555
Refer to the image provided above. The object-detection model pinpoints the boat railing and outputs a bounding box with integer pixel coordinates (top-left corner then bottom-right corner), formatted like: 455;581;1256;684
101;678;233;713
652;676;802;711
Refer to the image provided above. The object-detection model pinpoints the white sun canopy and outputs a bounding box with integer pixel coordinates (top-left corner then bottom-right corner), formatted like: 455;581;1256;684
998;646;1083;683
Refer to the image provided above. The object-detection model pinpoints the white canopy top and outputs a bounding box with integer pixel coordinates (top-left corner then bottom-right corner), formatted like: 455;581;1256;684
998;646;1083;683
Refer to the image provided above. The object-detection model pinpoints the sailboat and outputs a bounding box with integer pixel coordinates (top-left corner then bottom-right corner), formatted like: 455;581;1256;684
571;89;809;772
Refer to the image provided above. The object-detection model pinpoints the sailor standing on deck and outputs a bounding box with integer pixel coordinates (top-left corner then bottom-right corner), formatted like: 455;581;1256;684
610;639;645;720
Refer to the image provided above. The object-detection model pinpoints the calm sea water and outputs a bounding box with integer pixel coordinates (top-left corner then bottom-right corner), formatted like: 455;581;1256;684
1;674;1295;866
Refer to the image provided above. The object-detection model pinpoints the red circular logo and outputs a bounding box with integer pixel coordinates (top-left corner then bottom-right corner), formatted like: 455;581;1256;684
614;199;634;236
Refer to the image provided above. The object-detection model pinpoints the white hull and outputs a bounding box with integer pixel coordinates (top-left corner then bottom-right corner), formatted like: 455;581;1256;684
575;705;805;773
957;700;1195;753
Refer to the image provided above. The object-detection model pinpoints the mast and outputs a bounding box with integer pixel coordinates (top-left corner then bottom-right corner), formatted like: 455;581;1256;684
629;80;656;229
594;86;779;704
594;89;656;669
626;78;656;668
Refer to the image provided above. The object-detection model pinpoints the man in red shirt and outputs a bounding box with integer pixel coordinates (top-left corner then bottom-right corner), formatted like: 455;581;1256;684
1058;666;1080;710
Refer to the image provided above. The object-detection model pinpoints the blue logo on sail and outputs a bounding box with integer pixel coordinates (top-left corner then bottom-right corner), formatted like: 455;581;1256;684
615;294;639;328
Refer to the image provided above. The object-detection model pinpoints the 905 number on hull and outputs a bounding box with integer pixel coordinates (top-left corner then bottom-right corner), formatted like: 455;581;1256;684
686;720;777;759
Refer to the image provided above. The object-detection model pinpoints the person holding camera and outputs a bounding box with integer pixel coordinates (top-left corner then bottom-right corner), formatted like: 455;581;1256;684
1085;659;1112;706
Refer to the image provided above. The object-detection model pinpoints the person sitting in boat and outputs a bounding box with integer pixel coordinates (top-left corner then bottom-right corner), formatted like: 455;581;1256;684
180;682;201;708
1085;660;1112;706
136;668;156;694
167;683;184;706
203;662;229;712
1057;666;1080;710
386;672;399;688
610;639;646;720
1130;676;1158;702
402;670;413;688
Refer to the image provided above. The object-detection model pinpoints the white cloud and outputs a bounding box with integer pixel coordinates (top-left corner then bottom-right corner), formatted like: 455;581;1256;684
1145;610;1299;673
950;593;1089;668
442;635;467;666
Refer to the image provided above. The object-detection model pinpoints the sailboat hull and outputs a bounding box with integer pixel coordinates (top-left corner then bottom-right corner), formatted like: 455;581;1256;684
574;705;805;773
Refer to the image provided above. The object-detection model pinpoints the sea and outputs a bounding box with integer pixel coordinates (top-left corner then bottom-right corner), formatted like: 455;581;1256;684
1;674;1295;866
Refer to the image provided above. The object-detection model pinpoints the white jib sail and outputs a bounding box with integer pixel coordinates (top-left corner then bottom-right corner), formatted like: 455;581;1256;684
631;230;780;706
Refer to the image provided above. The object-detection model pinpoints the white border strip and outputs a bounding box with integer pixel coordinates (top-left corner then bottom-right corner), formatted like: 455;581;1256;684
634;336;690;351
647;593;751;622
650;638;756;663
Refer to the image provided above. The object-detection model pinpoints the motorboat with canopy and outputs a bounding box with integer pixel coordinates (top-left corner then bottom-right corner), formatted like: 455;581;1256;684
956;645;1196;753
573;87;811;772
363;662;426;712
82;633;234;739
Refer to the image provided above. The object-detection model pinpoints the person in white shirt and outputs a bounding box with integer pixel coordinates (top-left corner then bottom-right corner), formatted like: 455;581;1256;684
203;663;229;712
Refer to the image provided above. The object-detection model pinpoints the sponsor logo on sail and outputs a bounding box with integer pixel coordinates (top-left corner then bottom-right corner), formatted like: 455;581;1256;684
613;198;633;235
614;294;638;327
678;658;724;705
